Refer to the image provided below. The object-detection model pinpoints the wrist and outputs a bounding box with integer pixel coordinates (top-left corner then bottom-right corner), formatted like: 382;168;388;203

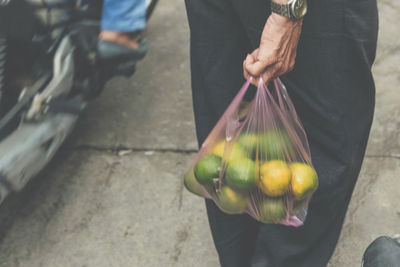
269;12;303;26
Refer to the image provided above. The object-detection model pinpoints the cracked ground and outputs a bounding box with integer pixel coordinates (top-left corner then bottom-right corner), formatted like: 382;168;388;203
0;0;399;266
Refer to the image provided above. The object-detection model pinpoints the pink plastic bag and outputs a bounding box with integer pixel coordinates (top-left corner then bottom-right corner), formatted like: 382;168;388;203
184;78;318;226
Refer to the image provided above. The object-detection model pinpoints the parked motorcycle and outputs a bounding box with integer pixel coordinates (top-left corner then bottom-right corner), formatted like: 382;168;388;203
0;0;159;205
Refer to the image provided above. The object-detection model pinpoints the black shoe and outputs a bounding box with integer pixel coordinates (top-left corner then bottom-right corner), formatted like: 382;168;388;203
362;236;400;267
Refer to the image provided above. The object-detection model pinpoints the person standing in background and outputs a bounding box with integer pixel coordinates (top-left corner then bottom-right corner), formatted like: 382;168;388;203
185;0;378;266
97;0;147;61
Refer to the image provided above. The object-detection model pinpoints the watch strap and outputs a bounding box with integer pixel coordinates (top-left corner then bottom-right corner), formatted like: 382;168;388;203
271;1;292;19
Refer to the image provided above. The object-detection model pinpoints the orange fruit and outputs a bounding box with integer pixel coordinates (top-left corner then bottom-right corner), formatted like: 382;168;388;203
258;160;291;197
290;163;318;199
210;140;246;163
216;185;249;214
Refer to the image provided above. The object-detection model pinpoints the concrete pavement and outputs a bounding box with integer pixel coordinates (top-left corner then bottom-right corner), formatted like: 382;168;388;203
0;0;399;266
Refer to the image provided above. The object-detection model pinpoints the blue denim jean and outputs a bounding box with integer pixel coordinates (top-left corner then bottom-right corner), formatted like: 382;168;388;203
101;0;146;32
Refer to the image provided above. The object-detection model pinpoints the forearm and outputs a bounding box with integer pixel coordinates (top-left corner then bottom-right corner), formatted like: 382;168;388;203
243;0;304;84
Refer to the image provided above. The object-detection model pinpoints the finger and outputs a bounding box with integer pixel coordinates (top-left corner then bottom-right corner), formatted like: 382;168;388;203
261;63;280;84
243;60;251;80
245;60;267;77
246;52;278;77
243;56;255;81
243;51;259;82
244;53;256;71
245;49;271;77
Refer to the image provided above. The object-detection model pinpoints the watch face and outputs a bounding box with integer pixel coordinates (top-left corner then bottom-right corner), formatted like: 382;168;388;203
291;0;307;19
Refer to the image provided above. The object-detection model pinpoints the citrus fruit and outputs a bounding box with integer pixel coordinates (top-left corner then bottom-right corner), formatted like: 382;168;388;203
226;158;257;190
258;160;291;197
258;197;287;223
290;162;318;199
210;140;246;163
194;155;222;185
216;185;250;214
183;170;205;197
237;133;259;158
259;130;294;160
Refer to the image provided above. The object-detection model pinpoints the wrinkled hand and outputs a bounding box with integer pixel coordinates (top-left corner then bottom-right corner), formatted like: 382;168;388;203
243;13;303;86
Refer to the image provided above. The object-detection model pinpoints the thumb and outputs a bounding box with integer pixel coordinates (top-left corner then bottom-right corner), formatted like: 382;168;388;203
245;60;266;77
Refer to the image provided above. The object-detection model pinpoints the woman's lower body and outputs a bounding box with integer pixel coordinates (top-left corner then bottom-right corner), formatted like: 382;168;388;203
185;0;378;266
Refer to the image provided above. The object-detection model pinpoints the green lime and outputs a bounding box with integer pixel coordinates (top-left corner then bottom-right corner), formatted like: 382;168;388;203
194;155;222;185
237;133;259;159
259;130;294;160
226;158;256;190
258;197;287;224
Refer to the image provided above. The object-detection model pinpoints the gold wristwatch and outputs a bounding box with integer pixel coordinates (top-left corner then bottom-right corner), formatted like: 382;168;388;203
270;0;308;20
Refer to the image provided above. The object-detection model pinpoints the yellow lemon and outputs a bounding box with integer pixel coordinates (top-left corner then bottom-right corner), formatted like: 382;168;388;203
290;162;318;199
259;160;291;197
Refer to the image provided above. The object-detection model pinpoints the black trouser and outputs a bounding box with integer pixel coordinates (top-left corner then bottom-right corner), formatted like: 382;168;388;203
185;0;378;266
